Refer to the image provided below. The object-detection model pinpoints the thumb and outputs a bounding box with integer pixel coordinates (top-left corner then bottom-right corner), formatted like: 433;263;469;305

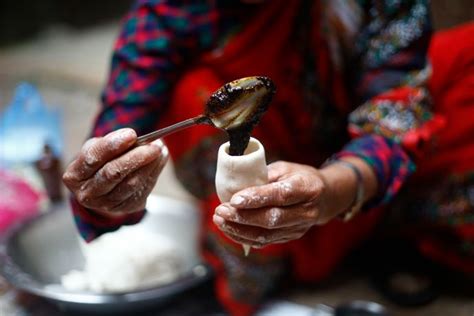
267;161;294;182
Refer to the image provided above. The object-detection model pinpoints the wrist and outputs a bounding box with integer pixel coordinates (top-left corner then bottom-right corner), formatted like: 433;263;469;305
320;155;378;219
319;163;358;217
337;156;378;203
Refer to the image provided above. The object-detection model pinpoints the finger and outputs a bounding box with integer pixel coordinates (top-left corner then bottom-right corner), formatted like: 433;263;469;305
109;155;167;214
106;155;166;205
64;128;137;183
272;232;308;244
79;156;165;211
79;141;165;198
213;218;308;247
105;165;162;215
212;215;308;245
107;193;147;214
217;230;266;248
215;203;319;229
225;231;305;248
267;161;293;182
230;174;323;209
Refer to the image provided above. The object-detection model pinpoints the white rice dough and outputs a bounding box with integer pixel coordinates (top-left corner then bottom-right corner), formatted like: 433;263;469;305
215;137;268;255
61;228;183;293
215;137;268;203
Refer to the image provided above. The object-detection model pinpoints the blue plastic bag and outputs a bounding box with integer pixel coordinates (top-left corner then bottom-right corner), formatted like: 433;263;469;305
0;83;63;167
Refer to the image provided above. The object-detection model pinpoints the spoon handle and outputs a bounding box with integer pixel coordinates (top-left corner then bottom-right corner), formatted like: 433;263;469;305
136;115;209;146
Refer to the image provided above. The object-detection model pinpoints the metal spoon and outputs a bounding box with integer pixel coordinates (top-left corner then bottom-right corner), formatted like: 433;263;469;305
135;76;275;146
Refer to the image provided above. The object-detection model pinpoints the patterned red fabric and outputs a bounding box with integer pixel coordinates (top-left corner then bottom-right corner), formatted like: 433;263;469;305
416;22;474;274
423;22;474;177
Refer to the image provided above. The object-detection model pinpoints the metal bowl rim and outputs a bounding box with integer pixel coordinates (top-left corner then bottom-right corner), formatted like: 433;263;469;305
0;206;212;306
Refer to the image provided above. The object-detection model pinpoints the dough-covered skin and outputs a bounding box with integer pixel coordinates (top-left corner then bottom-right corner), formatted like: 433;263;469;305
63;128;168;216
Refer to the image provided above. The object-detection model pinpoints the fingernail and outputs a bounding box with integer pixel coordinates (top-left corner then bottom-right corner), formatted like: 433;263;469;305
161;145;169;157
230;195;246;206
111;128;134;139
213;214;225;226
150;140;169;160
107;129;135;146
151;139;164;148
216;205;232;217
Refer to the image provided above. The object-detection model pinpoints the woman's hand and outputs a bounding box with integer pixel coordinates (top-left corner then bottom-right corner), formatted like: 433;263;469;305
213;161;331;248
63;128;168;216
213;159;377;248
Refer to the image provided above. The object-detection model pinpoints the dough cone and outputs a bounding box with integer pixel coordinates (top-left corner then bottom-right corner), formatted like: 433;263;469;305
215;137;268;255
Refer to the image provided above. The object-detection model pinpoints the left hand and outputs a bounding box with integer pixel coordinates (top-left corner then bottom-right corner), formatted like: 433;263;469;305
212;161;336;248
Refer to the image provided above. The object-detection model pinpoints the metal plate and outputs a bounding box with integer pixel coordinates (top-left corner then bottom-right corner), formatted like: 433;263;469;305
0;195;211;314
313;301;389;316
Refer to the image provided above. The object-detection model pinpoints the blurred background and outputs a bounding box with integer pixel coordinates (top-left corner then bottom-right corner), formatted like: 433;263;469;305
0;0;473;315
1;0;473;163
0;0;192;201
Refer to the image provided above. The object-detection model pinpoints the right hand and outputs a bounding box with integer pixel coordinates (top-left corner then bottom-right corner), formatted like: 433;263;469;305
63;128;168;216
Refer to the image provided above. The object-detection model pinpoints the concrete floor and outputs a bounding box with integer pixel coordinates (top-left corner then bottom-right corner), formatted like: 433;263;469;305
1;23;473;316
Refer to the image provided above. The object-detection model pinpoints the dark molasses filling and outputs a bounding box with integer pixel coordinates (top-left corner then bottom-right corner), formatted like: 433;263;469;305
206;76;276;156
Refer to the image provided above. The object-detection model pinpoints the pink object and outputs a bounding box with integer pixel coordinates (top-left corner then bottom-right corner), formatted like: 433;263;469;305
0;169;41;233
